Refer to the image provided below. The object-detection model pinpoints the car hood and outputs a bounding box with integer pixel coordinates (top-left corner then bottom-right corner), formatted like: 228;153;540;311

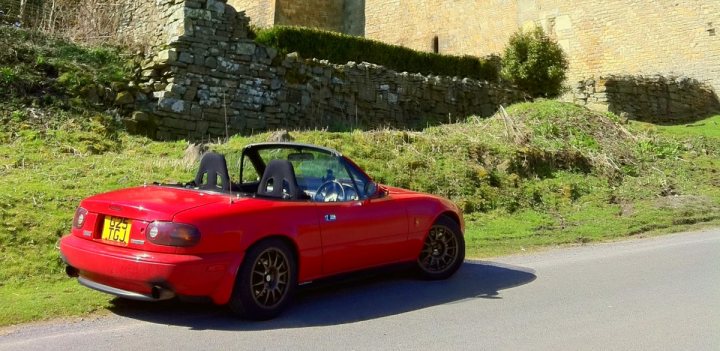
80;185;228;221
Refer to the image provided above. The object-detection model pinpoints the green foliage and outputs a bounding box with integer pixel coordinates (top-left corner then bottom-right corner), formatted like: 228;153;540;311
0;66;16;84
0;26;133;106
255;26;500;82
501;27;569;97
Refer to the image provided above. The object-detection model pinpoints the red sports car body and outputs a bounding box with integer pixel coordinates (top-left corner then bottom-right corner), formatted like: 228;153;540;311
60;142;465;319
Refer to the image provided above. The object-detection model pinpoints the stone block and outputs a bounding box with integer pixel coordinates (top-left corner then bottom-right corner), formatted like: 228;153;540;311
115;91;135;105
236;42;256;56
179;52;194;64
185;8;212;21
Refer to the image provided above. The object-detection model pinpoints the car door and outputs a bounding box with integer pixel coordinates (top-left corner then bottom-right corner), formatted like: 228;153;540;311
309;157;410;276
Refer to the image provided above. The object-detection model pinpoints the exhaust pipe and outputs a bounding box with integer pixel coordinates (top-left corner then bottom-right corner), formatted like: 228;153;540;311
151;285;174;300
65;265;79;278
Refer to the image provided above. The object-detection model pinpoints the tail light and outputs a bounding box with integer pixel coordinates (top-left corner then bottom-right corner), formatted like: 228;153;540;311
73;207;88;229
146;221;201;247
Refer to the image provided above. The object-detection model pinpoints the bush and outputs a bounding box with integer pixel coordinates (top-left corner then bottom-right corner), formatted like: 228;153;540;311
255;26;500;82
501;27;569;98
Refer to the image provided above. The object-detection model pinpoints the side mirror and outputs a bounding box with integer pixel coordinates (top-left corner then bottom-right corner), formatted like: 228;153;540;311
364;182;381;199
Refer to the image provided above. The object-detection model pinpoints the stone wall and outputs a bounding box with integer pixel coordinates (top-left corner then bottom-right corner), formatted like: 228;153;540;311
362;0;720;95
572;75;720;122
122;0;523;140
117;0;187;51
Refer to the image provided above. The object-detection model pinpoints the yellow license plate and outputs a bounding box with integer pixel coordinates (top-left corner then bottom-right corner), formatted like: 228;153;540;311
101;216;132;245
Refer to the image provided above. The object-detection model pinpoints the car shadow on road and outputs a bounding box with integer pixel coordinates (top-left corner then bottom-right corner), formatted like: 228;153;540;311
108;260;536;330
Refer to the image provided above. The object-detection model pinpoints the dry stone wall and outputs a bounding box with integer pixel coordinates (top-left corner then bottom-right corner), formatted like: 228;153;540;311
122;0;523;140
572;75;720;122
117;0;188;51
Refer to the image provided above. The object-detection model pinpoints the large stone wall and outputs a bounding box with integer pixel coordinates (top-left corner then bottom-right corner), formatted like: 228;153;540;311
228;1;720;100
364;0;518;55
123;0;523;139
362;0;720;95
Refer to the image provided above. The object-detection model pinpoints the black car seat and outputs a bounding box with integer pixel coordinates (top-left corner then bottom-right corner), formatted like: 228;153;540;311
257;159;301;200
194;152;231;192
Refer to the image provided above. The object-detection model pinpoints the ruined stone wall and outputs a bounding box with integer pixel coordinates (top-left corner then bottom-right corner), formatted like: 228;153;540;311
572;75;720;122
363;0;720;94
518;0;720;98
123;0;523;139
117;0;187;51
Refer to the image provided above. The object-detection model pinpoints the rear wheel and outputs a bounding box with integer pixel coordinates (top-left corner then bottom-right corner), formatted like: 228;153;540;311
416;215;465;280
229;238;297;320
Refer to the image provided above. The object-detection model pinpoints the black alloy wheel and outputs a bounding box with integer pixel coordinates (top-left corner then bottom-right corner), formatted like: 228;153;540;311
250;248;290;308
229;238;297;320
417;215;465;280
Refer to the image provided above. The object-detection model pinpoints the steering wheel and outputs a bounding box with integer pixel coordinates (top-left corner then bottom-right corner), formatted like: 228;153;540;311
314;180;346;202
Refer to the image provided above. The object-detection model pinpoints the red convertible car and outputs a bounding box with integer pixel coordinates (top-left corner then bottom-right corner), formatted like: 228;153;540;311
60;142;465;320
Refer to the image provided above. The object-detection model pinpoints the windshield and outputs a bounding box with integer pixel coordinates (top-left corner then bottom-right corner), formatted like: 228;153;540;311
240;146;371;201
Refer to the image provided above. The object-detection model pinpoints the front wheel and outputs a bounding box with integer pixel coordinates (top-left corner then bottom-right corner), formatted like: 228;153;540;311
229;238;297;320
416;215;465;280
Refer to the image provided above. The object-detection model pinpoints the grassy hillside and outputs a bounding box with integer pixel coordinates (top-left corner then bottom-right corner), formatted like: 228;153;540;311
1;27;719;326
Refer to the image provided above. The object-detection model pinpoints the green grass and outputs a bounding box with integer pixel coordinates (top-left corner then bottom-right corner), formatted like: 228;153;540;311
0;281;111;326
632;114;720;139
1;28;719;327
1;101;719;327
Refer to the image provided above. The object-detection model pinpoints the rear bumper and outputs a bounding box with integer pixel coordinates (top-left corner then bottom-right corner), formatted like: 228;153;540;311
78;276;175;301
60;235;244;304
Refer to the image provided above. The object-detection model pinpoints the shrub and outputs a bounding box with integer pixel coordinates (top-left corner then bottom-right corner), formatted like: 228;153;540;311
501;27;569;98
255;26;500;82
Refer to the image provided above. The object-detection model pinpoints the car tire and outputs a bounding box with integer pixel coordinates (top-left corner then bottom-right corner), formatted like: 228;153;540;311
229;238;297;320
416;215;465;280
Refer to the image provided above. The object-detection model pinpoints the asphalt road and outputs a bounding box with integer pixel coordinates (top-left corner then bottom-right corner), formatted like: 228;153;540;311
2;229;719;350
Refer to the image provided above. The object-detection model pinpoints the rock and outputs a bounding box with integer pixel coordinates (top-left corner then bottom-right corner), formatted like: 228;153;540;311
183;143;208;164
205;56;218;69
185;8;212;21
155;49;178;65
158;97;187;113
141;69;157;78
206;0;225;15
132;111;151;122
236;42;256;56
115;91;135;105
179;52;194;64
267;130;294;142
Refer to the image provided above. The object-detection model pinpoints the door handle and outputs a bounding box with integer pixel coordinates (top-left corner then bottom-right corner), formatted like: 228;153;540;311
324;214;337;222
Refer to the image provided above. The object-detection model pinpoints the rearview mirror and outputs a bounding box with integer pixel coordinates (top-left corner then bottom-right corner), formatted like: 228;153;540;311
288;152;314;162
